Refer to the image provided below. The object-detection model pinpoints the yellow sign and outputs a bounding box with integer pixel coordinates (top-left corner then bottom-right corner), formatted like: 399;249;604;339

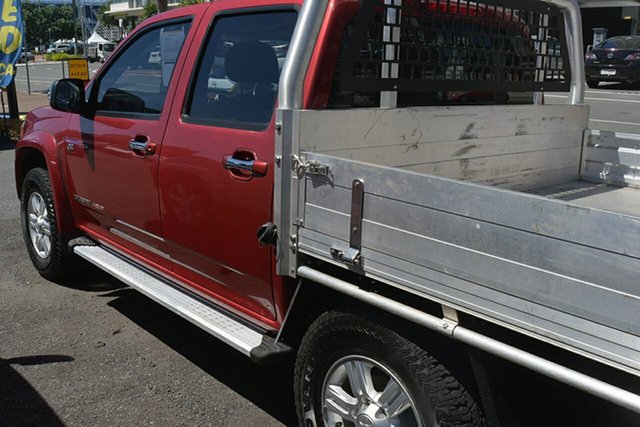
68;58;89;80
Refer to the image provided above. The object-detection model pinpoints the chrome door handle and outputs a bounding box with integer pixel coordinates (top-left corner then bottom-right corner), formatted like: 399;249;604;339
223;153;268;177
129;140;147;151
223;157;254;172
129;136;156;157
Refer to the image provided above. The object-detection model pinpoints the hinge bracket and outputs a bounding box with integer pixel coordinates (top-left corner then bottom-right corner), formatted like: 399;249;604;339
291;154;330;177
331;179;364;267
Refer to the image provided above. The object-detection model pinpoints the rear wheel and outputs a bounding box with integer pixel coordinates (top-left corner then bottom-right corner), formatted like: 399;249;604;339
21;168;73;281
294;311;485;427
586;80;600;88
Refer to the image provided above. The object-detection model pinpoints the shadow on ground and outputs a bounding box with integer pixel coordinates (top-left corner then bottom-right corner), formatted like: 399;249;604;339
53;256;126;292
0;139;15;152
103;288;297;426
0;355;73;427
592;82;640;91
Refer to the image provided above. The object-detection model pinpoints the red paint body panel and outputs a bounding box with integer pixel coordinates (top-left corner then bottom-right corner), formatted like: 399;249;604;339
304;0;359;109
62;114;171;268
158;0;301;322
58;7;205;270
78;224;281;331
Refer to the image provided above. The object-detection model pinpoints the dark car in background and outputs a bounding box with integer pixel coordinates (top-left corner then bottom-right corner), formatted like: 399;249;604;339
18;51;35;63
585;36;640;88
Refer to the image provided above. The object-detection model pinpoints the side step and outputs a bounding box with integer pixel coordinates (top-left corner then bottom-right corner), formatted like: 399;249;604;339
74;245;266;357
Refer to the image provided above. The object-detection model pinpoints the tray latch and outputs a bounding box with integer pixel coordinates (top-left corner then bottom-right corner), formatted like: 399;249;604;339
330;179;364;267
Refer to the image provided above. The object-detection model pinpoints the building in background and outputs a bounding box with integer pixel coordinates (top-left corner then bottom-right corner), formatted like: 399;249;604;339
107;0;180;18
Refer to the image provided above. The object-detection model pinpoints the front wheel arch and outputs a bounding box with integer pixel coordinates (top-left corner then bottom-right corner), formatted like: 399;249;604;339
16;140;76;236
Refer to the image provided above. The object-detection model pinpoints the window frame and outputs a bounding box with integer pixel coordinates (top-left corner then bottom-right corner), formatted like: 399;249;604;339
89;16;194;121
181;6;298;132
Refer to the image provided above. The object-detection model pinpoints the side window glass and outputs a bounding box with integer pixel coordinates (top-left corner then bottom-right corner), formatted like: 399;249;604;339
96;21;191;115
185;11;297;130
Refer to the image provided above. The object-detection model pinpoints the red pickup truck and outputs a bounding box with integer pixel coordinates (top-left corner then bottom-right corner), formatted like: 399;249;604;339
15;0;640;425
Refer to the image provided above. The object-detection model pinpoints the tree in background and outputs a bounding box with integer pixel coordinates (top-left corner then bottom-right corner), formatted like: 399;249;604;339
157;0;168;13
143;0;204;20
22;2;78;49
142;0;158;20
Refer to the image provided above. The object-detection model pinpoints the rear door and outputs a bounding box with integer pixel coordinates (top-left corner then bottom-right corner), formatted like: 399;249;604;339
159;5;298;321
63;17;196;267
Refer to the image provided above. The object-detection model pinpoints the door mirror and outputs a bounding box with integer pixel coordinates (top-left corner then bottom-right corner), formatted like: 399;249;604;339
50;79;86;114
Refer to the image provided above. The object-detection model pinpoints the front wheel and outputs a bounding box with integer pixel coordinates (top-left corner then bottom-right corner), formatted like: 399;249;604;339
586;80;600;88
294;311;485;427
21;168;74;281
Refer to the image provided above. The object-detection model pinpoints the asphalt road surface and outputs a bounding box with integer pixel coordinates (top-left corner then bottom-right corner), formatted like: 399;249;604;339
545;82;640;135
14;62;102;94
0;146;294;426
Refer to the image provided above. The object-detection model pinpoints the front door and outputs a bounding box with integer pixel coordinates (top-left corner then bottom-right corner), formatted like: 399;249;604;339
159;8;298;321
63;18;195;266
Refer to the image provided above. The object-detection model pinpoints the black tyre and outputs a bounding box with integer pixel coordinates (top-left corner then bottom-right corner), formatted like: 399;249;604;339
294;311;485;427
21;168;73;281
586;80;600;88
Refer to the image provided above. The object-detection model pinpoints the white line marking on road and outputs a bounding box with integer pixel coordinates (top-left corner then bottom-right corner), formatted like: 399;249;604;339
590;119;640;127
546;94;640;104
14;79;54;84
585;90;640;97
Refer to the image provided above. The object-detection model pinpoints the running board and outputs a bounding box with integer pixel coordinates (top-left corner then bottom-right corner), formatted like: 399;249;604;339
74;245;266;357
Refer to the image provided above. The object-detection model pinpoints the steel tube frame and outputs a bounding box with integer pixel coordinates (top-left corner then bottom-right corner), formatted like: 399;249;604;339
297;266;640;414
547;0;586;104
278;0;329;110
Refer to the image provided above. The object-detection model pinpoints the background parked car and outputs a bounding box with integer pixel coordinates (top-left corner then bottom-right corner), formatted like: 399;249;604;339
585;35;640;88
18;51;35;63
53;44;72;54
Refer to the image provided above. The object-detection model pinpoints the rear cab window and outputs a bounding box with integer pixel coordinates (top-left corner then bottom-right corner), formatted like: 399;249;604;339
183;10;297;130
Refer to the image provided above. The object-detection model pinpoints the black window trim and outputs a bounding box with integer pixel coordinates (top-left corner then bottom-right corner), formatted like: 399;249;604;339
89;16;194;121
180;5;299;132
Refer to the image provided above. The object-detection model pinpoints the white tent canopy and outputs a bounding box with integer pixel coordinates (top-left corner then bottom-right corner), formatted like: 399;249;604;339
87;32;110;44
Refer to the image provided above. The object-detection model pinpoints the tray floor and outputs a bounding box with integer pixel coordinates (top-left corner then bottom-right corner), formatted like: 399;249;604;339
528;180;640;218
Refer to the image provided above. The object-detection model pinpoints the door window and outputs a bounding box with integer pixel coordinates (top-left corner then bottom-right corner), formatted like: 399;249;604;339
184;11;297;130
95;20;191;116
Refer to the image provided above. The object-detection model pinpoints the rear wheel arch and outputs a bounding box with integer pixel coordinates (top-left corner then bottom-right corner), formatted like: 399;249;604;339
279;277;484;403
293;310;487;427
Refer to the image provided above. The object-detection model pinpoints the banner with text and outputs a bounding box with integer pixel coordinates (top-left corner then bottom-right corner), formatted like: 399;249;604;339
0;0;23;88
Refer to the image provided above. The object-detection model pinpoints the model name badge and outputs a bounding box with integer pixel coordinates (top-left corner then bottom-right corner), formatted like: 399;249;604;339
74;194;104;211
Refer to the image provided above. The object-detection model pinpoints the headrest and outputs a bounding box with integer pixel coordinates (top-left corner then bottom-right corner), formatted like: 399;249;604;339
225;41;279;84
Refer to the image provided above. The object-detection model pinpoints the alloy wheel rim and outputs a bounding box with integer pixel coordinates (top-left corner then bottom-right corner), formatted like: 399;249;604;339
27;192;52;259
321;355;422;427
